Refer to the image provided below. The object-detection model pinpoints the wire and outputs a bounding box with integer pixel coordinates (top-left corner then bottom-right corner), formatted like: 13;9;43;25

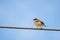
0;26;60;31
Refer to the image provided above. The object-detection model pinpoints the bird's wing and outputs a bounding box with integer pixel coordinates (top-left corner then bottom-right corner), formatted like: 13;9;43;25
39;20;46;27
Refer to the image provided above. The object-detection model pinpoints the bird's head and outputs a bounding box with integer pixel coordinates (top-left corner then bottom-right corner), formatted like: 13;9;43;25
33;18;38;21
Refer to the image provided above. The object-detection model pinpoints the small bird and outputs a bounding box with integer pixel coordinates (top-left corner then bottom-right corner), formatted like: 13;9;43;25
33;18;46;28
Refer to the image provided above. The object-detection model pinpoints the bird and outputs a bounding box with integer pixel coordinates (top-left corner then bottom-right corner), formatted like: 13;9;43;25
33;18;46;28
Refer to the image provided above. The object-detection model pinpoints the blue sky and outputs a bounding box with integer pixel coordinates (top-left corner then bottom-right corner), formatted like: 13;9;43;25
0;0;60;40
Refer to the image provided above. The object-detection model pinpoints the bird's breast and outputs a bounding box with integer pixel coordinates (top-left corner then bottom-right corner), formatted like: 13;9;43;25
34;21;42;26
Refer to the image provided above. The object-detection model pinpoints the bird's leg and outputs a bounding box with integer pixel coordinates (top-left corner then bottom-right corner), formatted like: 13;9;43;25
37;26;42;29
39;26;43;29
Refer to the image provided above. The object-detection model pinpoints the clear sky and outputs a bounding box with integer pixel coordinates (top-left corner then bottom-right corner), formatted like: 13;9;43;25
0;0;60;40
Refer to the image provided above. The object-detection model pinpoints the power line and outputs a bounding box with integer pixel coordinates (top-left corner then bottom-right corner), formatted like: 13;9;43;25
0;26;60;31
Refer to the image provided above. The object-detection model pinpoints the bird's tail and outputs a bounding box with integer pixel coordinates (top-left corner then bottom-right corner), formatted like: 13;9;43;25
43;24;46;27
